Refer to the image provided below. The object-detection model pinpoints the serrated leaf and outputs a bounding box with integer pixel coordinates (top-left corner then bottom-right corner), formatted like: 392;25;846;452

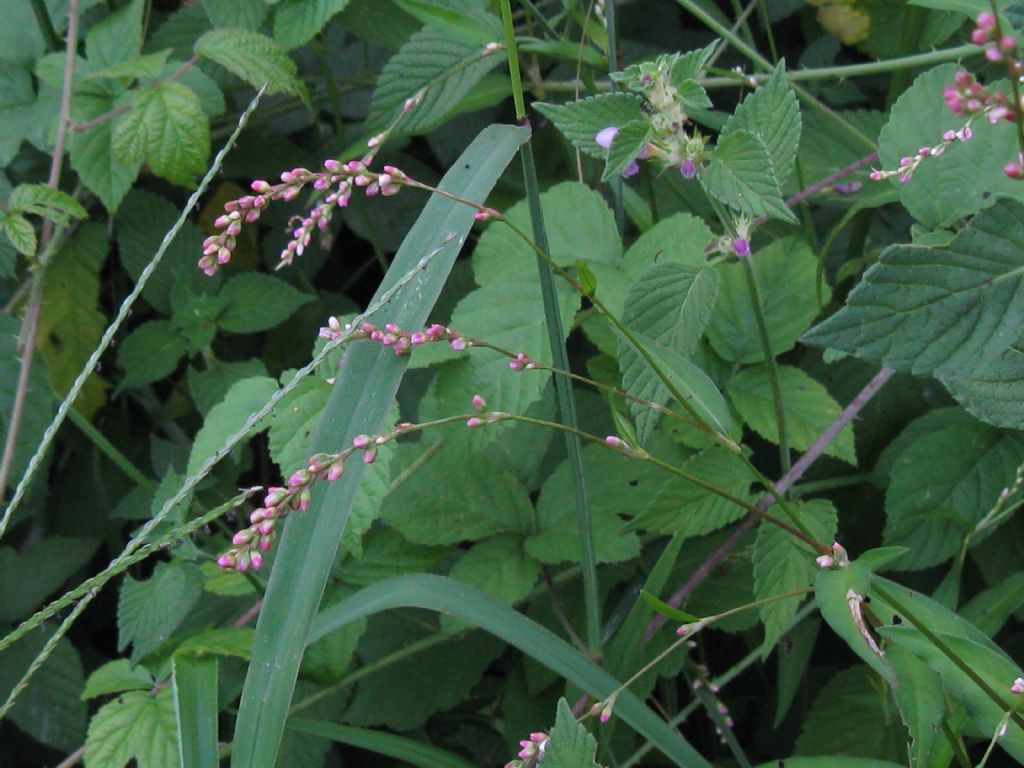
382;445;533;545
728;364;855;464
81;660;155;700
8;183;86;224
602;119;652;181
631;447;755;536
202;0;269;29
533;93;646;158
884;419;1024;569
619;264;719;443
69;93;142;213
887;645;944;768
393;0;501;44
301;586;364;684
880;64;1024;228
707;237;825;363
0;211;34;255
754;500;837;653
338;527;445;586
117;562;203;662
37;224;110;417
189;359;269;415
176;627;254;659
545;698;605;767
84;688;178;768
112;82;210;186
942;342;1024;429
187;375;277;476
366;26;503;134
217;272;313;333
194;28;302;96
83;51;173;83
721;63;801;183
0;536;99;623
118;320;188;388
804;200;1024;376
268;376;330;472
85;0;144;69
704;129;795;223
0;315;53;485
273;0;352;49
441;535;540;632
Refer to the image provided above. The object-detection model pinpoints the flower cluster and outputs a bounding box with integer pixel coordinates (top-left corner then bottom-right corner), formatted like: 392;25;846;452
815;540;850;569
199;160;410;276
504;731;549;767
217;428;400;570
317;317;472;356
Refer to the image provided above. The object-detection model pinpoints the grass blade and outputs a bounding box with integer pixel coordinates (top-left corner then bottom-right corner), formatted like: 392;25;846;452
309;574;713;768
286;719;476;768
230;124;529;768
172;654;219;768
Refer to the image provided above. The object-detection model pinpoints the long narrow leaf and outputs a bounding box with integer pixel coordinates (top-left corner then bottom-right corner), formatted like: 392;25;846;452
172;654;219;768
309;574;713;768
231;124;529;768
287;718;477;768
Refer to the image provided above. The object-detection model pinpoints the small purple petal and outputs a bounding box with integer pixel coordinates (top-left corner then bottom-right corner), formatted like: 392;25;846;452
595;126;619;149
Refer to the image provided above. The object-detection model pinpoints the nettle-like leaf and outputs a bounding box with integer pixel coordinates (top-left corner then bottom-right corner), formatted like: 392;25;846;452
217;272;313;333
707;236;825;363
0;211;34;256
194;28;303;97
0;315;53;484
84;688;178;768
753;499;837;653
880;63;1024;228
81;660;154;700
533;93;647;158
727;364;856;464
187;375;277;476
619;263;719;443
69;92;142;213
273;0;352;49
884;417;1024;570
545;698;606;767
804;199;1024;377
301;584;365;685
366;26;503;134
393;0;502;44
704;129;795;223
85;0;144;69
942;340;1024;429
886;646;944;768
202;0;268;30
117;319;188;388
603;119;652;181
112;82;210;186
117;561;203;662
82;51;174;83
338;528;445;586
630;447;755;537
721;62;801;184
8;183;86;225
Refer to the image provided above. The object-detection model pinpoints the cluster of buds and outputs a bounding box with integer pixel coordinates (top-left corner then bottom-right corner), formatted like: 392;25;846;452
972;12;1020;69
199;159;411;276
465;394;508;429
815;540;850;569
217;429;399;570
317;317;472;356
588;696;616;724
504;731;550;767
868;126;974;184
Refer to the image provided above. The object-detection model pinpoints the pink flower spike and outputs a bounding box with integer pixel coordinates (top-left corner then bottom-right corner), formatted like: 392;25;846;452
595;126;619;149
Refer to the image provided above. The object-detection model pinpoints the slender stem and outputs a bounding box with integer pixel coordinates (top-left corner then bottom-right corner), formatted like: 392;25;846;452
30;0;60;51
53;747;84;768
792;473;872;495
0;0;80;505
741;256;790;474
502;0;601;655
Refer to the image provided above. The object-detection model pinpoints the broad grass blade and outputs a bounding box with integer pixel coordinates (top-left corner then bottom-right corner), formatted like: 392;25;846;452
172;654;219;768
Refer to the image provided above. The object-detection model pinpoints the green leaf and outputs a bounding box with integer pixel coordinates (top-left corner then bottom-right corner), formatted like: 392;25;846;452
707;237;825;363
0;536;99;623
619;263;719;443
884;418;1024;569
8;183;86;224
753;500;837;653
755;761;907;768
69;93;142;213
217;272;313;333
392;0;501;44
187;376;277;476
301;586;364;685
37;224;110;418
638;591;701;623
382;446;533;545
338;527;445;586
117;320;188;388
602;119;652;181
286;718;476;768
189;359;269;416
85;0;144;69
441;535;541;632
631;333;733;437
0;315;54;486
704;129;795;223
310;575;713;768
81;660;154;700
113;82;210;186
83;51;174;83
721;63;801;183
880;64;1024;228
268;376;330;472
366;26;503;134
728;364;856;464
176;627;255;659
117;561;203;662
172;654;219;768
631;447;755;536
804;200;1024;376
202;0;269;29
546;698;605;767
887;646;944;768
84;688;178;768
194;28;303;96
0;626;86;751
0;211;34;255
960;571;1024;636
533;93;646;159
273;0;352;49
231;125;530;768
941;340;1024;429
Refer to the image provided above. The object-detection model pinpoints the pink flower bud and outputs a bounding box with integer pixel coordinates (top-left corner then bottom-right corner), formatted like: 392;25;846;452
977;11;996;30
450;337;468;351
1002;35;1017;52
327;463;344;481
251;179;271;193
986;46;1003;62
1012;677;1024;694
466;417;485;428
868;170;883;181
324;159;342;172
289;470;309;487
217;554;236;569
363;449;377;464
595;126;619;149
352;434;371;449
605;435;626;449
472;394;487;410
232;530;252;546
680;158;698;178
250;552;263;569
1005;161;1023;179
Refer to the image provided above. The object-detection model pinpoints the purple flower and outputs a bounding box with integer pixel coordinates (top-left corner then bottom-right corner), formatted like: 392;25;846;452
680;158;698;179
622;161;640;178
595;126;619;149
732;237;751;258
